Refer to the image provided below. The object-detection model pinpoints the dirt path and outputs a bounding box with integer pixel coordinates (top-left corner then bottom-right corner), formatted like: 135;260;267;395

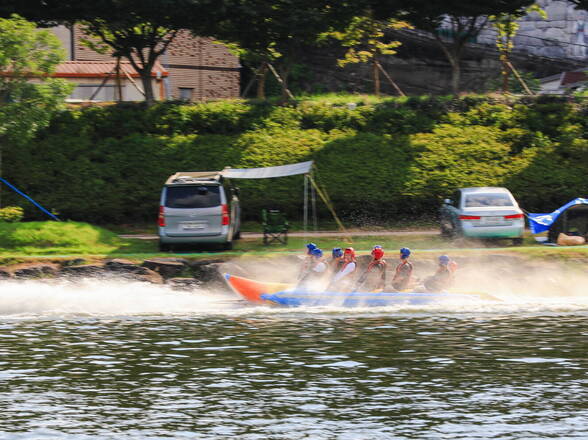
120;230;439;240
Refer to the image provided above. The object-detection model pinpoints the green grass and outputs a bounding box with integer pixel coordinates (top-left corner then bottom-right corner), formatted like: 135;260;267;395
0;221;153;256
0;222;586;264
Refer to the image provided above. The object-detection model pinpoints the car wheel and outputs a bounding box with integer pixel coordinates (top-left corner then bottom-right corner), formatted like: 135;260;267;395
223;241;233;251
158;241;170;252
512;238;523;246
233;229;241;240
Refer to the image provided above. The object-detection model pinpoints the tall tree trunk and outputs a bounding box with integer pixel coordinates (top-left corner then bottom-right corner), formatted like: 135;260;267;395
0;137;3;208
279;64;291;101
140;72;155;104
373;58;380;96
501;58;510;93
450;58;461;95
256;63;268;100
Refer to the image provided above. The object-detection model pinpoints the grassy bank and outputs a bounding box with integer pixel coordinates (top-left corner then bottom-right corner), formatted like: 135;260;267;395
0;222;586;265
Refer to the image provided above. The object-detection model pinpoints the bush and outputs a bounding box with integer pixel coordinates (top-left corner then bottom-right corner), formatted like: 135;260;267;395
5;95;588;223
0;206;24;223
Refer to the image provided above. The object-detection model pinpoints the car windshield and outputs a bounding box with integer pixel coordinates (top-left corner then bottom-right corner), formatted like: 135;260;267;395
464;193;513;207
165;185;221;208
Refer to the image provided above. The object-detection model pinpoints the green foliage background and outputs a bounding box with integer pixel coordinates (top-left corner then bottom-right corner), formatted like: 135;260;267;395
5;96;588;223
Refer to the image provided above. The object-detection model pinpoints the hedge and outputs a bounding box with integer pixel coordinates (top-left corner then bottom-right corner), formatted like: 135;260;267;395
4;95;588;223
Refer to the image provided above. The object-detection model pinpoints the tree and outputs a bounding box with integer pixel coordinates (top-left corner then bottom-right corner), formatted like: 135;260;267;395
371;0;535;94
489;4;545;94
3;0;222;104
321;12;410;96
0;15;72;205
214;0;362;100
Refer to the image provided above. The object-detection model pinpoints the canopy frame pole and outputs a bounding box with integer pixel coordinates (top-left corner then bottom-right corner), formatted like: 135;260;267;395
303;174;309;239
310;172;318;232
308;174;352;243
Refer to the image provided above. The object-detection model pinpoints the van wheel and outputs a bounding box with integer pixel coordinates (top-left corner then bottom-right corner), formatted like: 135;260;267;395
158;241;170;252
512;238;523;246
234;229;241;240
223;241;233;251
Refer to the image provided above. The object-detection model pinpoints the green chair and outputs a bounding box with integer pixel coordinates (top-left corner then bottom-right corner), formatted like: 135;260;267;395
262;209;289;245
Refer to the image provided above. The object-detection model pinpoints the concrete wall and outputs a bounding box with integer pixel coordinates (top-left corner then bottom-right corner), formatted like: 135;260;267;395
478;0;588;60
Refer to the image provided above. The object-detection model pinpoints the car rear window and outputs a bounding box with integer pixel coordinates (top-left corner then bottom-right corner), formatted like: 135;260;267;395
464;193;513;207
165;185;221;208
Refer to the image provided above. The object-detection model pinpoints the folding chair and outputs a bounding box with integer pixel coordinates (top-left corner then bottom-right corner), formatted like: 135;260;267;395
262;209;289;245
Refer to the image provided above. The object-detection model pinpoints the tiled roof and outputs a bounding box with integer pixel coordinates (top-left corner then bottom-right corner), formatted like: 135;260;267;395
560;70;588;86
53;60;168;78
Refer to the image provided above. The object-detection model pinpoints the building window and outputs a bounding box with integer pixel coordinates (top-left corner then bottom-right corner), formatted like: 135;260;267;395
69;84;122;101
179;87;193;101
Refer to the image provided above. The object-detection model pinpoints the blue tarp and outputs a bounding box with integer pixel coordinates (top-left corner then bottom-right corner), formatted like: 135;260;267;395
528;198;588;234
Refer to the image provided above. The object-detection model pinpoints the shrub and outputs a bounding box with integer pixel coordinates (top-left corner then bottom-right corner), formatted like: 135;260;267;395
6;95;588;223
0;206;24;223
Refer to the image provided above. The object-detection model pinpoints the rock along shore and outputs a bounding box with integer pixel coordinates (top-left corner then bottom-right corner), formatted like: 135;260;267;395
0;258;229;291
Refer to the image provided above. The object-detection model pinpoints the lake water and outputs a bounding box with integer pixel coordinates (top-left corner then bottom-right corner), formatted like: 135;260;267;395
0;279;587;439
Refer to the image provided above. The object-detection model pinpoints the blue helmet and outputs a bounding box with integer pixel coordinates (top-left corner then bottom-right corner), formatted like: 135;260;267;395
373;245;382;250
332;247;343;258
306;243;317;254
439;255;450;265
400;247;411;259
310;248;323;258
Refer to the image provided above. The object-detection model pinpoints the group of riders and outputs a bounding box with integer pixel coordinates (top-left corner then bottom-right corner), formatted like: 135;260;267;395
298;243;458;293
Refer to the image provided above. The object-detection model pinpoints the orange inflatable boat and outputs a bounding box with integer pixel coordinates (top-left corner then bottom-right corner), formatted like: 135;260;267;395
224;274;293;303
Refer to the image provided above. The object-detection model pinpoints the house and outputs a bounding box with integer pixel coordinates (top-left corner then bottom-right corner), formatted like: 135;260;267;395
50;26;240;102
539;69;588;94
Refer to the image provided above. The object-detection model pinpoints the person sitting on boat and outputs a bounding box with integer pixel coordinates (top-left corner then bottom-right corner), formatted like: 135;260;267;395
297;247;328;290
354;245;387;292
391;247;413;291
327;247;357;291
298;242;318;280
423;255;458;292
329;247;344;273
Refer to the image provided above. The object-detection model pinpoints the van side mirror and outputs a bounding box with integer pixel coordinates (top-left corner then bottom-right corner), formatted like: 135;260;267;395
444;198;452;205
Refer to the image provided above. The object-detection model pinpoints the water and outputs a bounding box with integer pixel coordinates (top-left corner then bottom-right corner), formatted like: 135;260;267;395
0;279;587;439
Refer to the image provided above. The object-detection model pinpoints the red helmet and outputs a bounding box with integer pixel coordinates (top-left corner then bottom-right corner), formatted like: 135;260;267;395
372;247;384;260
344;247;356;259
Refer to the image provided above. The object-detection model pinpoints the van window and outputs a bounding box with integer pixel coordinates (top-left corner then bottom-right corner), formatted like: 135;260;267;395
464;193;513;207
165;185;221;208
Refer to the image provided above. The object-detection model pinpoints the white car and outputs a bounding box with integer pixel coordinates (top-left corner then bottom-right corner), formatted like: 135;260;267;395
440;187;525;244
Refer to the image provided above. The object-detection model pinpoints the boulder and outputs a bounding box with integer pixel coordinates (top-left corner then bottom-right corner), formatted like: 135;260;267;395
166;277;202;290
188;260;225;286
60;264;105;277
104;259;151;275
13;263;59;279
59;258;87;267
134;268;164;284
142;258;188;278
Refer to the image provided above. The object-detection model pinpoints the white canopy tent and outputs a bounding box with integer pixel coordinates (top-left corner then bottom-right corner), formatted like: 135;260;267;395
220;160;347;237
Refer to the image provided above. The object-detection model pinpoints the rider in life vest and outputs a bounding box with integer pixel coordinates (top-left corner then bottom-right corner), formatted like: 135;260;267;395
298;242;318;280
329;247;344;274
424;255;458;292
328;247;357;291
354;245;387;292
298;247;328;290
391;247;413;291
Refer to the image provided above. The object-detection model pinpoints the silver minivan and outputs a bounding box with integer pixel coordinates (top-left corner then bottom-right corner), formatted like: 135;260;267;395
158;171;241;251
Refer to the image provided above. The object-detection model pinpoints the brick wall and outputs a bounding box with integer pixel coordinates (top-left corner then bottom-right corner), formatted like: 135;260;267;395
72;27;240;101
